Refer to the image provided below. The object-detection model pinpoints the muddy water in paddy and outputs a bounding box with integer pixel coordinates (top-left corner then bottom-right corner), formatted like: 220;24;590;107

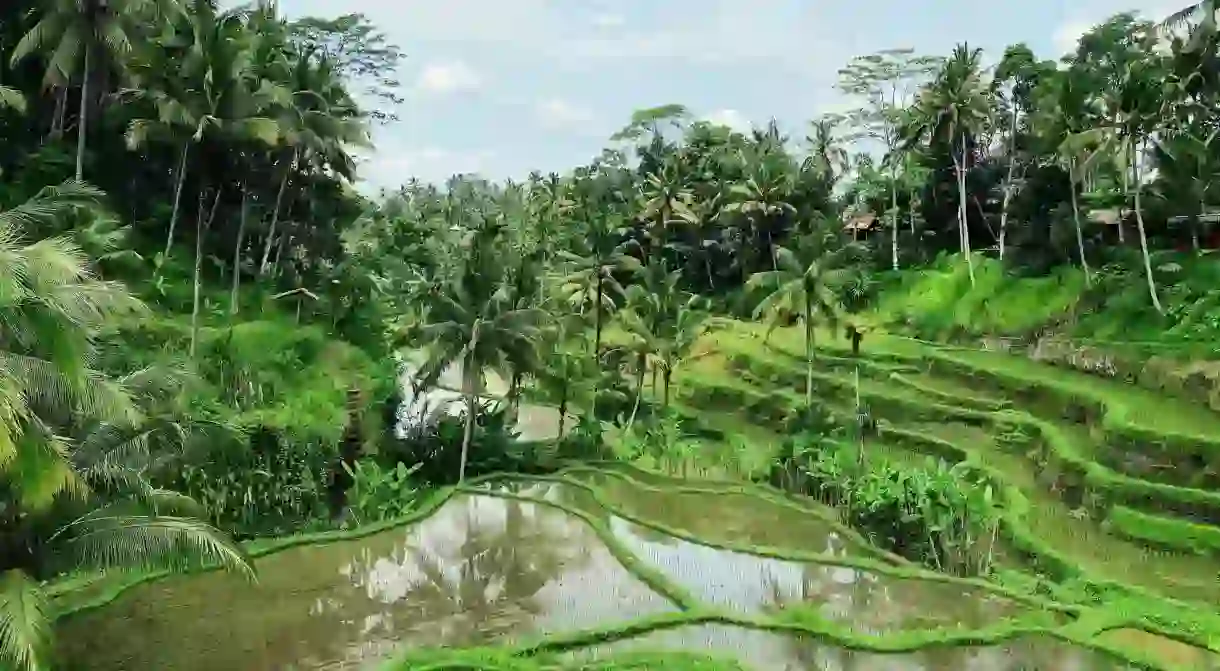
568;470;873;555
56;493;672;670
608;517;1026;633
58;478;1072;670
577;626;1138;670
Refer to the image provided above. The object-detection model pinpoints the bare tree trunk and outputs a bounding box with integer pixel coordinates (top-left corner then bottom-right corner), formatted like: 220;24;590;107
259;151;293;275
1131;141;1163;314
74;47;91;181
953;140;976;286
164;142;190;260
190;186;224;359
230;182;249;315
1068;160;1091;286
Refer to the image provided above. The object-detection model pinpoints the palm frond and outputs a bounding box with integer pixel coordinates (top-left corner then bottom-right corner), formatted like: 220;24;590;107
55;510;254;580
0;571;50;671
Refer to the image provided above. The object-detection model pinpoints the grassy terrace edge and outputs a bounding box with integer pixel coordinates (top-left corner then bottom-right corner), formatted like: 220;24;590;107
51;460;1209;671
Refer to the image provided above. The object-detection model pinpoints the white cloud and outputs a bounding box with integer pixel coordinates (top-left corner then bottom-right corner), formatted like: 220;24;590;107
703;109;751;133
415;61;481;95
536;98;594;128
592;13;625;29
359;147;497;190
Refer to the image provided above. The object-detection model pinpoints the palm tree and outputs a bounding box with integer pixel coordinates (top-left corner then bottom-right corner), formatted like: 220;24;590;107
723;155;797;273
748;225;862;408
556;212;639;366
1159;1;1219;33
10;0;173;180
258;45;370;277
1037;66;1100;285
175;0;280;354
902;44;991;286
410;222;544;482
620;263;711;414
637;158;697;261
0;183;251;671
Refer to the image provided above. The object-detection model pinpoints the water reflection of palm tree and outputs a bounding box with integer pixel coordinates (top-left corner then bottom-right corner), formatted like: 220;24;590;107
763;563;891;669
397;497;590;645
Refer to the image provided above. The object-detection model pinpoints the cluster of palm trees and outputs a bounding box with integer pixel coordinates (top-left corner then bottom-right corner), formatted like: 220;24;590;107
355;123;865;482
0;1;383;667
0;183;252;671
2;0;375;343
870;9;1220;314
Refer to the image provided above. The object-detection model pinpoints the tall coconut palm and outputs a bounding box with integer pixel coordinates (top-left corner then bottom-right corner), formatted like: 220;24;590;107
0;182;251;671
258;46;369;276
10;0;176;180
175;0;280;354
1036;66;1101;285
637;158;697;261
902;44;991;286
556;211;639;367
748;224;863;408
410;222;544;482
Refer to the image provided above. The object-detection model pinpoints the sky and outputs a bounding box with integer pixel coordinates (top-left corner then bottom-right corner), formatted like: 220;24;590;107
271;0;1179;192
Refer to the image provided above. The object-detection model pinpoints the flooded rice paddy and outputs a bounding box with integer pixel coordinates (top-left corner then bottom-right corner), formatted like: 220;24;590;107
58;475;1146;670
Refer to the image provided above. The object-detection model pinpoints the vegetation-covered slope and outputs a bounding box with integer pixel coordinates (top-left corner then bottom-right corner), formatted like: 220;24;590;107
3;0;1220;669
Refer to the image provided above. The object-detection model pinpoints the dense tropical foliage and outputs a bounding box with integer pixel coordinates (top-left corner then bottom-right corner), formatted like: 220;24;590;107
3;0;1220;667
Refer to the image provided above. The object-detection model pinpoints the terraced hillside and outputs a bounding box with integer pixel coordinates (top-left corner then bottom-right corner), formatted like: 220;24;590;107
51;321;1220;670
50;467;1216;670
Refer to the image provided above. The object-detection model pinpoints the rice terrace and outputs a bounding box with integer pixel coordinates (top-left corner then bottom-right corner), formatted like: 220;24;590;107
4;0;1220;670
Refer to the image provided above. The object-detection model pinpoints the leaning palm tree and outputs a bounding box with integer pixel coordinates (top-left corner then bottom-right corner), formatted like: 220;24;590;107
409;222;544;482
748;224;863;408
0;182;251;671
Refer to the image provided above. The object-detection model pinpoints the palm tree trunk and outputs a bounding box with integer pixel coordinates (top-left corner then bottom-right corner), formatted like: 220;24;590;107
458;326;481;482
662;368;672;409
75;46;91;180
1068;161;1091;286
230;182;249;315
1131;142;1163;314
190;186;223;359
557;375;568;437
460;379;476;483
890;170;899;270
259;152;293;275
954;139;976;286
803;300;814;408
49;86;66;140
164;142;190;259
909;188;917;234
1119;147;1130;245
999;106;1019;261
625;353;645;431
593;274;605;363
